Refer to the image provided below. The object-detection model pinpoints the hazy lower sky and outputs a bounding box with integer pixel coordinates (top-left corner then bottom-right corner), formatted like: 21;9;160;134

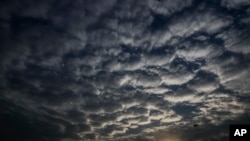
0;0;250;141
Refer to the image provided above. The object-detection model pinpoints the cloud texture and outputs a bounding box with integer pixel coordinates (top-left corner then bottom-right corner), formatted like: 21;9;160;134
0;0;250;141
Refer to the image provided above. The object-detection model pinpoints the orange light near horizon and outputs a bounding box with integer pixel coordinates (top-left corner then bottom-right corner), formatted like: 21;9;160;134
157;135;181;141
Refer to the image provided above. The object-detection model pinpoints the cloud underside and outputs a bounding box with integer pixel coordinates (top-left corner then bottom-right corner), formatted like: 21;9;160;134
0;0;250;141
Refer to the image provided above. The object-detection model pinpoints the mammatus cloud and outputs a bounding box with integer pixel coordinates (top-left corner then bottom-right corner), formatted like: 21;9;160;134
0;0;250;141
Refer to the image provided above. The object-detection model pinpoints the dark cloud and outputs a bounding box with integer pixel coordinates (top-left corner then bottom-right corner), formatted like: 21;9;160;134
1;0;250;141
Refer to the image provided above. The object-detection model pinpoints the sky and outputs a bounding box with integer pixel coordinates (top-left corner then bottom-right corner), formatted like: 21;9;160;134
0;0;250;141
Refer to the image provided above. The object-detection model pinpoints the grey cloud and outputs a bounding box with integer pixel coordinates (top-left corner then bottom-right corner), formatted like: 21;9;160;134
150;109;164;117
124;106;148;116
203;53;250;95
164;88;203;104
176;41;223;61
81;97;122;113
147;0;193;16
195;92;246;125
188;71;219;93
218;28;250;54
1;0;250;141
129;71;162;87
167;7;232;38
221;0;250;8
159;62;196;86
87;29;120;47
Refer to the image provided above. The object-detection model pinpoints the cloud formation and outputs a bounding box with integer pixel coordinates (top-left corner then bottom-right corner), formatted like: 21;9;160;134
0;0;250;141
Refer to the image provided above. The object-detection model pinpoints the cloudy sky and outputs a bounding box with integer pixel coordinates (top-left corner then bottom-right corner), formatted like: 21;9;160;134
0;0;250;141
